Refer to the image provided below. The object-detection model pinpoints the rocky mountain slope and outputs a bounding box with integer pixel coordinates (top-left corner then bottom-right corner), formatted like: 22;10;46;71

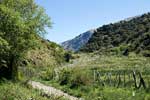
61;30;95;51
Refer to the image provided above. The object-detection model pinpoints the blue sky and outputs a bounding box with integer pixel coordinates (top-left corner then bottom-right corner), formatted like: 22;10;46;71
35;0;150;43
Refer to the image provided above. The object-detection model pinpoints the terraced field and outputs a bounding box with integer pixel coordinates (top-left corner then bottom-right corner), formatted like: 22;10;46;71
38;53;150;100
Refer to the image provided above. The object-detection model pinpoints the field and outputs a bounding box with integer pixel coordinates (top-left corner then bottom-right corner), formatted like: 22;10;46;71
38;53;150;100
1;53;150;100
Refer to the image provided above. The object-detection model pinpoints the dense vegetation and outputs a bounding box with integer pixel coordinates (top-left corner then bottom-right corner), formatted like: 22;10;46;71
39;53;150;100
0;0;68;99
81;13;150;56
0;0;150;99
19;36;66;80
0;0;52;80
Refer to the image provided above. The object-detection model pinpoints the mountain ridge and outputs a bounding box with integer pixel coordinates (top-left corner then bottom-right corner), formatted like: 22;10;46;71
61;13;149;52
81;12;150;55
61;29;95;51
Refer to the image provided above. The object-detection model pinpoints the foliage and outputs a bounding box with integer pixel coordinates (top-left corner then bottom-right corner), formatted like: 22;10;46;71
0;0;51;80
141;50;150;57
110;44;130;55
40;67;55;81
39;53;150;100
81;13;150;54
19;38;66;80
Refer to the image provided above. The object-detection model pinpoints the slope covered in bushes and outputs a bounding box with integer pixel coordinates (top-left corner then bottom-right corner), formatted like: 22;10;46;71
81;13;150;55
20;35;68;79
24;36;66;67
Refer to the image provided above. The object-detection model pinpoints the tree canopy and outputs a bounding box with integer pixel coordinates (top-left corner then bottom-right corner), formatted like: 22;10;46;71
0;0;51;80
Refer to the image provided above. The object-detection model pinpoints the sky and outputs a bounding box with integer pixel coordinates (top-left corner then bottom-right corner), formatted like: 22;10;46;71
35;0;150;43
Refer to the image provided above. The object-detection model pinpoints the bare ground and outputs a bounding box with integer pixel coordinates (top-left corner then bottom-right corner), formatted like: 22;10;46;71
28;81;83;100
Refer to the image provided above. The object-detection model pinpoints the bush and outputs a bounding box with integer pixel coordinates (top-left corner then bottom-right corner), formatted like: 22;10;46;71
70;69;93;89
58;68;72;85
40;68;55;81
141;50;150;57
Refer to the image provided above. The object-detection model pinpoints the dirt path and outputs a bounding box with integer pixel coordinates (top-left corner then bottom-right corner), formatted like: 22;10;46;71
28;81;82;100
28;54;96;100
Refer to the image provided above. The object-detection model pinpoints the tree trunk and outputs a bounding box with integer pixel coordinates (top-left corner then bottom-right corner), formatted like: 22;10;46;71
9;54;19;80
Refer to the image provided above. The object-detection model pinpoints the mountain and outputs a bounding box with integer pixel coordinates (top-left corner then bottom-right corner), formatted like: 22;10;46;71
61;29;95;51
81;13;150;55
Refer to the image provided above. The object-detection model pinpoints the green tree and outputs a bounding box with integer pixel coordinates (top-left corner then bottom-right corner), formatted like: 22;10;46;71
0;0;51;80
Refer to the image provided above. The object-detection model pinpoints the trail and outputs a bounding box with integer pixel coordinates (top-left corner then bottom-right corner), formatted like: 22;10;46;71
28;81;82;100
28;54;96;100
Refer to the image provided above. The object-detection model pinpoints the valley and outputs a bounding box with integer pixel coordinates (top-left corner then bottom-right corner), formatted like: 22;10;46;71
35;53;150;100
0;0;150;100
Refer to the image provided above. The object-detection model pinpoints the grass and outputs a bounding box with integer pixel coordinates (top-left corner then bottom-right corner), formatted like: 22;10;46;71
0;41;67;100
38;52;150;100
1;52;149;100
0;80;68;100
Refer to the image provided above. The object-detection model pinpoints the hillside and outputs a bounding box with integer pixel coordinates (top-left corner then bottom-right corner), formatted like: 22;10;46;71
0;35;66;79
61;30;95;51
18;35;67;78
25;36;66;67
81;13;150;55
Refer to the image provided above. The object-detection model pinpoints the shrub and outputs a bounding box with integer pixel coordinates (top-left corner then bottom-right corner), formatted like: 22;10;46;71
40;68;55;81
58;68;72;85
141;50;150;57
70;69;92;89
